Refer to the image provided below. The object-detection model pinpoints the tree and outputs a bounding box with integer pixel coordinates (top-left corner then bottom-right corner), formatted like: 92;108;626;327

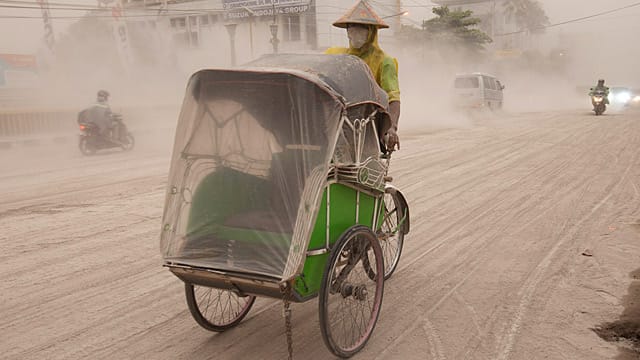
422;6;493;54
503;0;549;34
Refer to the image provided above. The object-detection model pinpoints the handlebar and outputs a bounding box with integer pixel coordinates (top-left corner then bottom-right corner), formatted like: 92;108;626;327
382;133;399;156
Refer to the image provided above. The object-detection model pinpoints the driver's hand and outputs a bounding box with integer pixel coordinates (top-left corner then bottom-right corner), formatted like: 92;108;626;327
385;128;400;151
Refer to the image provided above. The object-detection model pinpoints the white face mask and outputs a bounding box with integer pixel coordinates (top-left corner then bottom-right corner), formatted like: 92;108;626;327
347;26;369;49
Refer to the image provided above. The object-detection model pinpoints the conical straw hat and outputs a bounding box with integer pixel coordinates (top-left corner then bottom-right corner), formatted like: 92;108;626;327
332;0;389;29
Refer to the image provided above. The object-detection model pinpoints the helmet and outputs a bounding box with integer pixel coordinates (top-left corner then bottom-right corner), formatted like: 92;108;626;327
332;0;389;29
97;90;110;100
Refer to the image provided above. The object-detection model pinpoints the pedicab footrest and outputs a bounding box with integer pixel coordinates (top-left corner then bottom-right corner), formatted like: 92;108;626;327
165;262;289;300
332;158;386;192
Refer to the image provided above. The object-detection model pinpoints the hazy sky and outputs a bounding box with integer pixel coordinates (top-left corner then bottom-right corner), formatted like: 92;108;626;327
1;0;639;53
0;0;89;53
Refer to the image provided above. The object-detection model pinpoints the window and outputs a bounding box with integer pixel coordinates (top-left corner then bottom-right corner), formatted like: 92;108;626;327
200;15;209;26
189;16;198;26
283;15;301;42
482;76;496;90
170;17;186;28
454;76;479;89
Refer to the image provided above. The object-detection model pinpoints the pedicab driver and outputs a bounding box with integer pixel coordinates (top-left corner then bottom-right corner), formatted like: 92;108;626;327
326;0;401;151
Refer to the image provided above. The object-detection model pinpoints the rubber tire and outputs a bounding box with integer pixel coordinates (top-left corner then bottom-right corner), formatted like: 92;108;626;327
319;225;384;358
121;133;135;151
185;283;255;332
79;137;96;156
379;190;406;280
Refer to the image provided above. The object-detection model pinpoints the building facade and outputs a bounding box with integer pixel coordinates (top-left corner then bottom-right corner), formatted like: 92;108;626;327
120;0;402;71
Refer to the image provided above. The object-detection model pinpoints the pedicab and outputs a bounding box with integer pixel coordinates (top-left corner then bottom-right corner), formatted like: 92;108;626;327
159;53;410;358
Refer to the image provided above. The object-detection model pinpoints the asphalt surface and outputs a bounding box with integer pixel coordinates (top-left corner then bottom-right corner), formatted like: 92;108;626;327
1;108;640;360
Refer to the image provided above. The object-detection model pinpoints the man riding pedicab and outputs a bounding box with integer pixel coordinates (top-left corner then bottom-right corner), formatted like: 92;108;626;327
326;0;401;152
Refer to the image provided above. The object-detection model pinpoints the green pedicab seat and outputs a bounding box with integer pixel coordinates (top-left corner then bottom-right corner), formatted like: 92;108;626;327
182;166;293;276
182;147;315;277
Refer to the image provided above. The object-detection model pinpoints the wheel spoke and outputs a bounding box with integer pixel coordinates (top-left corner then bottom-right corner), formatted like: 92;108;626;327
320;226;384;356
378;192;405;279
187;285;255;331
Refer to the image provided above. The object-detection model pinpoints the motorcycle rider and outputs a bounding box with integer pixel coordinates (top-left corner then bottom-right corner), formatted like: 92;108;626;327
79;89;115;140
326;0;401;151
589;79;610;104
77;90;114;139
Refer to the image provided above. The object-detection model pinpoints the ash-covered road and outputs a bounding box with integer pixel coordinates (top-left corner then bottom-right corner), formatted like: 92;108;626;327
2;109;639;360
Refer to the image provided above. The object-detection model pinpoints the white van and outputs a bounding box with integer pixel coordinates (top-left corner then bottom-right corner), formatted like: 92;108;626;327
453;73;505;109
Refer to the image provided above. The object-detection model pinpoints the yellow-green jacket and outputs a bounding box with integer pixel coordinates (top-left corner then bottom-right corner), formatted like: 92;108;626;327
325;26;400;103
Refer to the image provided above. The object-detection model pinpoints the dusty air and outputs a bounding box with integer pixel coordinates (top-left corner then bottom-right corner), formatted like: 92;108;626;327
1;0;639;359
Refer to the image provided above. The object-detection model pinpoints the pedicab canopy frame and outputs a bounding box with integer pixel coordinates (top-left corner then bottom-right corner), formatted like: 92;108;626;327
160;54;392;289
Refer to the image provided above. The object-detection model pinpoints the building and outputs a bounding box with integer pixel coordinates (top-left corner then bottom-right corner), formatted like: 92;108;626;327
0;54;41;107
119;0;404;70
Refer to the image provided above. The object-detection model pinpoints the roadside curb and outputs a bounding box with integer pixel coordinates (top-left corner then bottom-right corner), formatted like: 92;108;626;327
0;141;12;150
0;127;174;151
0;134;77;151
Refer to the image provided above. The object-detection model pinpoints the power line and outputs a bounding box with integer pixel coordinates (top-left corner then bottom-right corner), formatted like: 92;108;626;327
0;13;203;19
495;1;640;36
0;2;351;16
0;0;96;7
0;3;226;13
0;10;351;20
0;4;106;11
0;3;353;19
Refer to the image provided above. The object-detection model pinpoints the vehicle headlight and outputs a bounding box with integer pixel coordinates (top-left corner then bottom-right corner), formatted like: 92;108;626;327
633;95;640;103
617;92;631;102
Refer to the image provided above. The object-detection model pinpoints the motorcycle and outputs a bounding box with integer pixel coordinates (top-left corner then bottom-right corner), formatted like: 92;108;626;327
591;90;607;116
78;114;135;155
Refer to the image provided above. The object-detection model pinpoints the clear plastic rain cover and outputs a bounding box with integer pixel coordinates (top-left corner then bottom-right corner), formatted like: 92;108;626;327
160;68;343;280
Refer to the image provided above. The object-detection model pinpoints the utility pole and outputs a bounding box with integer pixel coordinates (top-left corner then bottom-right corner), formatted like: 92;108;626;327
225;23;238;65
270;23;279;54
491;0;496;48
396;0;402;30
242;6;255;59
269;4;279;54
37;0;55;53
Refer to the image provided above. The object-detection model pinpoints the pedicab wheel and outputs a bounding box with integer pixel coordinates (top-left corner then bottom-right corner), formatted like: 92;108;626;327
378;190;406;280
121;133;135;151
185;283;256;332
78;138;95;156
319;225;384;358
